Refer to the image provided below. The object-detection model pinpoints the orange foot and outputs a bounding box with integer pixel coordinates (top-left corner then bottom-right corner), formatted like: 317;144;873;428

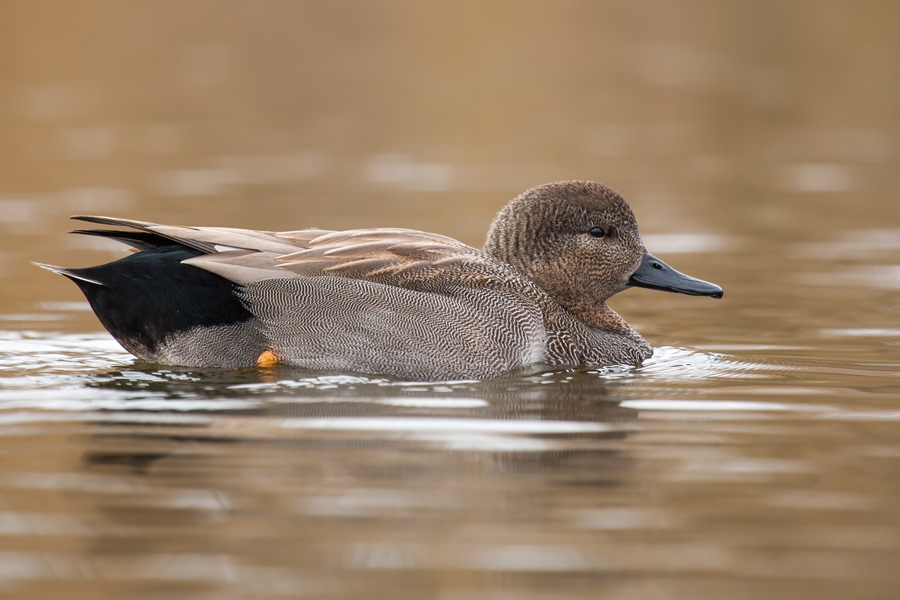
256;349;280;366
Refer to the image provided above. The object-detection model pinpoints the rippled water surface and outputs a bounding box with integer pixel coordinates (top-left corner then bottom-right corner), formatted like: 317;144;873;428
2;2;900;599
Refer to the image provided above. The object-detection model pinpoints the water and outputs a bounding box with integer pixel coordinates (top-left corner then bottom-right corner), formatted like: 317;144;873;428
2;2;900;599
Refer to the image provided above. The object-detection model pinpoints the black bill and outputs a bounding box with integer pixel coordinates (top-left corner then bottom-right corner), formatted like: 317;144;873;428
628;252;723;298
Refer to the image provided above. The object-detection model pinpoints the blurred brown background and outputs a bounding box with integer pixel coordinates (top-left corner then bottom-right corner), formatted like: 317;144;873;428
2;0;899;321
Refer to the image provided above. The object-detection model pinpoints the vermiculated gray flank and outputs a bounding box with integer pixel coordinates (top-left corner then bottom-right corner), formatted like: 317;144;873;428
37;181;723;380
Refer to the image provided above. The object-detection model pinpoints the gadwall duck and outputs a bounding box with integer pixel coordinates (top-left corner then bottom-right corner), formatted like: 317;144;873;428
38;181;722;379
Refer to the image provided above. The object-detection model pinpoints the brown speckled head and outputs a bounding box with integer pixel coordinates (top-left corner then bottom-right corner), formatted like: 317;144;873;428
483;180;646;321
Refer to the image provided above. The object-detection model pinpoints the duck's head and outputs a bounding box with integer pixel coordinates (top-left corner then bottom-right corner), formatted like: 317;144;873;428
484;181;722;317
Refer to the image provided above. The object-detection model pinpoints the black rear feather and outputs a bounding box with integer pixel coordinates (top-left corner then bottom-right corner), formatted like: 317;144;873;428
52;242;253;360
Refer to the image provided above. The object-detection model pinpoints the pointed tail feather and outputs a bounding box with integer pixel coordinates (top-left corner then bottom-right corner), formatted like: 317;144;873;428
32;262;106;286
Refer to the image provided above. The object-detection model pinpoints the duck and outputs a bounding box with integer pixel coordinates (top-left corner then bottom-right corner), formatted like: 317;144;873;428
37;181;722;380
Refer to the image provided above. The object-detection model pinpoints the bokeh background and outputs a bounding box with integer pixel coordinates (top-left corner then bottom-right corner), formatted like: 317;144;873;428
4;1;898;318
2;2;900;599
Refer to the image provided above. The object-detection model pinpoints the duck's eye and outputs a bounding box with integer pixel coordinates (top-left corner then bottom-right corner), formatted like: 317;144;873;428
589;227;606;238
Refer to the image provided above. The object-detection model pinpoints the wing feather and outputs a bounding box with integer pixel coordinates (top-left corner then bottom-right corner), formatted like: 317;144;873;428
69;216;523;295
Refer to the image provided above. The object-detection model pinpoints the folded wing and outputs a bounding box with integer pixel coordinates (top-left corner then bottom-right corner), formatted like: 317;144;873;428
72;215;528;294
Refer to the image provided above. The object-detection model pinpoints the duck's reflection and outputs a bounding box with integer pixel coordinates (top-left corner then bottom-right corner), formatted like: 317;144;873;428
73;367;644;592
79;363;640;479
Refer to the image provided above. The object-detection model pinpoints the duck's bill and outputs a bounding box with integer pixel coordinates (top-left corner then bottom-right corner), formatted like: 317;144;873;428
628;252;723;298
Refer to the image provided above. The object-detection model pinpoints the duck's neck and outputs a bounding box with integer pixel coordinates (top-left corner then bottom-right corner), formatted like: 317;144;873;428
553;297;653;366
564;300;635;336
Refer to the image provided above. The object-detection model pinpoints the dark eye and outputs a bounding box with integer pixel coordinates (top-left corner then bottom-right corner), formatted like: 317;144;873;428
589;227;606;238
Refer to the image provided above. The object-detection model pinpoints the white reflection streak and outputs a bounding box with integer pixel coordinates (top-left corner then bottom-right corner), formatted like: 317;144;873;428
368;398;487;408
783;163;854;192
344;542;421;569
0;512;91;536
820;328;900;337
0;396;259;412
467;544;591;571
621;399;797;411
281;417;616;434
304;488;457;517
793;229;900;259
574;507;675;531
797;265;900;290
407;432;558;451
621;399;900;421
0;551;238;581
343;543;592;571
640;233;728;254
0;411;211;426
